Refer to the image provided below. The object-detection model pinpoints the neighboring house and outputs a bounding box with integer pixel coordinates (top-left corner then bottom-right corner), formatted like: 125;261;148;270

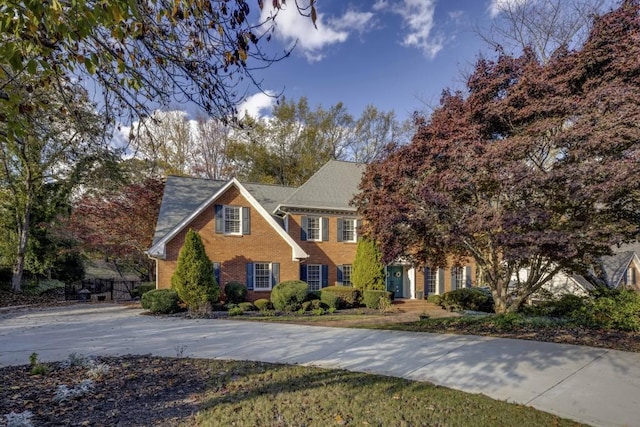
148;160;477;301
527;243;640;300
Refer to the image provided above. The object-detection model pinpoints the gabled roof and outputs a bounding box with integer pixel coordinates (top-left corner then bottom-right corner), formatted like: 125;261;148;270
276;160;364;212
601;242;640;288
148;177;306;260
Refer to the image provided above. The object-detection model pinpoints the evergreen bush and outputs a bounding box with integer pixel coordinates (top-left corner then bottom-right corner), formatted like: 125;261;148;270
575;289;640;331
270;280;308;312
363;290;392;309
321;286;360;308
254;298;272;311
440;288;494;313
351;238;386;291
171;229;219;313
319;289;339;309
141;289;181;314
224;281;248;303
426;294;442;305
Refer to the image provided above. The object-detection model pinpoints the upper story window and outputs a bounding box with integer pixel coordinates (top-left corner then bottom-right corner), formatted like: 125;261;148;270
224;206;241;234
337;218;357;242
624;266;637;287
215;204;250;235
301;216;328;241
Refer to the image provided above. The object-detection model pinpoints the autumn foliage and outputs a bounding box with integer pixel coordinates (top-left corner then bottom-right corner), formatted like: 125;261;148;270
66;178;165;280
354;1;640;313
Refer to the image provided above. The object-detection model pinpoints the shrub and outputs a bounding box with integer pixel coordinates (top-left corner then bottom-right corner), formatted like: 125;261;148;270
228;307;244;316
320;290;339;309
224;282;248;304
351;238;386;291
522;294;586;318
270;280;308;312
426;294;442;305
141;289;181;314
363;290;392;309
224;303;238;311
301;301;313;312
576;289;640;331
171;229;219;313
22;279;65;296
440;288;494;313
132;282;156;299
321;286;361;308
306;291;321;301
238;302;256;311
254;298;272;311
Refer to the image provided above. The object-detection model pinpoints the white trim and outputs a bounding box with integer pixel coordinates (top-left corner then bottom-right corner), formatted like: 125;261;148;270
408;267;416;299
148;178;309;260
341;218;357;243
306;216;323;242
222;205;242;235
253;262;273;291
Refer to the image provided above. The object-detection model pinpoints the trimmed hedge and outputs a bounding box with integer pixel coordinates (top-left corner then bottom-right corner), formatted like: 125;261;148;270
321;286;360;308
320;290;339;309
426;294;442;305
225;282;248;304
254;298;272;311
440;288;494;313
363;290;393;309
141;289;181;314
271;280;309;312
132;282;156;298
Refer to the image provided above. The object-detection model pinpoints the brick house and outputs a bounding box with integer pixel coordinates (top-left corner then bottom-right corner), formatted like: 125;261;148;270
147;160;477;301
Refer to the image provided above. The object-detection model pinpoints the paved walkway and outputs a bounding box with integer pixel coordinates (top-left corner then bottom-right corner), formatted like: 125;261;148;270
1;304;639;427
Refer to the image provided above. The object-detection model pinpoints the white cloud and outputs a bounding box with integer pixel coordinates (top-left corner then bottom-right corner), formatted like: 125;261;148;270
373;0;389;12
259;3;374;62
488;0;529;18
236;92;276;119
393;0;443;59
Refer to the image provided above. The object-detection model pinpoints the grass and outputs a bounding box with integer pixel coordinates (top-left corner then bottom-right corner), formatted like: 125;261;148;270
196;359;584;427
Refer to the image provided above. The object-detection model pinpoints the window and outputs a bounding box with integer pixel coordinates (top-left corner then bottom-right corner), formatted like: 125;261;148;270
254;263;271;290
625;267;637;287
215;205;250;235
306;264;322;291
425;267;437;294
307;217;321;241
452;267;465;290
301;216;328;241
338;219;356;242
247;262;279;291
224;206;241;234
338;264;352;286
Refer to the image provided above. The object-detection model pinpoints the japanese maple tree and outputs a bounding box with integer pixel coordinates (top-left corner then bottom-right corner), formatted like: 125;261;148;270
354;1;640;313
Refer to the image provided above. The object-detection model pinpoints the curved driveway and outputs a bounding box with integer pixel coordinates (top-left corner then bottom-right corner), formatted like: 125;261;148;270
1;304;639;427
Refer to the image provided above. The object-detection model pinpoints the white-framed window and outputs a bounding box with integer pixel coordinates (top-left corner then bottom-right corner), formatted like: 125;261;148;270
426;267;437;294
452;266;465;290
254;263;272;290
224;205;241;234
625;267;637;287
341;218;357;242
307;216;321;241
307;264;322;291
341;264;352;286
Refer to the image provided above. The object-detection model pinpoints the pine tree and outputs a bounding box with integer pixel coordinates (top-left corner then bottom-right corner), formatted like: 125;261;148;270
351;238;386;291
171;229;219;313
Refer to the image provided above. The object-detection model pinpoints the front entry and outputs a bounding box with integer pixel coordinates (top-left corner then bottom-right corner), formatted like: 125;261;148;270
387;266;404;298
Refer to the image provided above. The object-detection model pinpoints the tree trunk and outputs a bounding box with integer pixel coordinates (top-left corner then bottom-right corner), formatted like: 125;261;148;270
11;193;32;292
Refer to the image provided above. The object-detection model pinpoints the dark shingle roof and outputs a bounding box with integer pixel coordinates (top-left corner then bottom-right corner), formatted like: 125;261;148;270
152;177;296;246
277;160;364;211
600;242;640;288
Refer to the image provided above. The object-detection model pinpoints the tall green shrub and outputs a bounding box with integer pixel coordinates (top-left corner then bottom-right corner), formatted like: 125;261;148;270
351;238;385;291
171;229;219;313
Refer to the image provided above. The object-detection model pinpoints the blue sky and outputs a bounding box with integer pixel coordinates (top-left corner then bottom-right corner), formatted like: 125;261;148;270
235;0;531;122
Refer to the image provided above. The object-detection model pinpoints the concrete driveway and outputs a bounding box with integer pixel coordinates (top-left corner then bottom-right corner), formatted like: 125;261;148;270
1;304;639;427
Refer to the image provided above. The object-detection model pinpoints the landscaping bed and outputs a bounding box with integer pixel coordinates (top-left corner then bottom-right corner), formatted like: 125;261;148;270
2;355;585;427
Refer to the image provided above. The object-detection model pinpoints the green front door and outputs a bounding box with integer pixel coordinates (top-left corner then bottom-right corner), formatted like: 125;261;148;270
387;266;404;298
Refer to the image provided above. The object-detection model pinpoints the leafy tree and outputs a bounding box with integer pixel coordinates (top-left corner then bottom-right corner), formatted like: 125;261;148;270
1;1;318;125
354;2;640;313
65;177;165;281
351;238;386;291
171;229;219;312
0;73;108;291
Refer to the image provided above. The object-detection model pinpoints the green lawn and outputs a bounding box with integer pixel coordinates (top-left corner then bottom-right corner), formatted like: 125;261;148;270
196;360;584;427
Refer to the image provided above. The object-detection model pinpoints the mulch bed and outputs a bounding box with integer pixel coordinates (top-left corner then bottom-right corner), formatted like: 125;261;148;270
1;356;210;427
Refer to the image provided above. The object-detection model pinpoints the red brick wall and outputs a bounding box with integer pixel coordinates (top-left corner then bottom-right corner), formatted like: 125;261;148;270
287;213;358;285
156;186;299;299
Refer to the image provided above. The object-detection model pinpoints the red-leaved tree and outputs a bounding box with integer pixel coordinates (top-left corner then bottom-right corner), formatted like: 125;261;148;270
354;1;640;313
66;178;165;281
